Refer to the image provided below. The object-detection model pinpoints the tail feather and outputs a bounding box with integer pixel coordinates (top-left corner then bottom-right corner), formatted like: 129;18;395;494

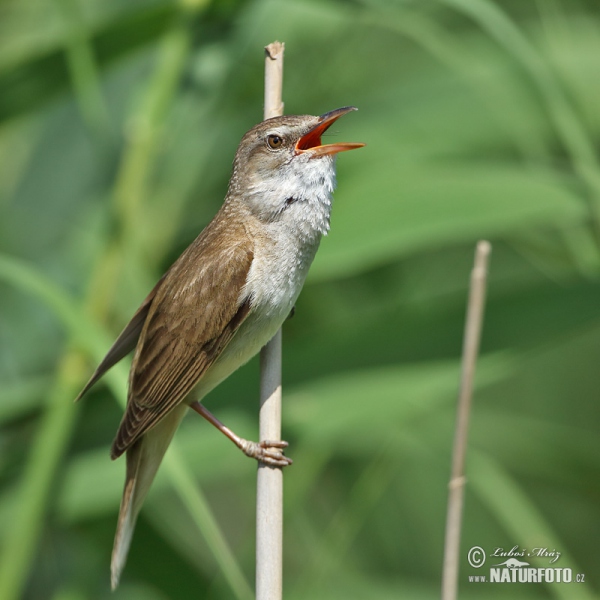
110;403;188;590
111;441;141;590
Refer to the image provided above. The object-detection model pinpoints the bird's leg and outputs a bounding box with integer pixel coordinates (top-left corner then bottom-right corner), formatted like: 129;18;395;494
189;401;292;467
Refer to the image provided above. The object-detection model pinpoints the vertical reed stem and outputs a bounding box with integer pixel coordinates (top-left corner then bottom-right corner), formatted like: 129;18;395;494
441;240;491;600
256;40;285;600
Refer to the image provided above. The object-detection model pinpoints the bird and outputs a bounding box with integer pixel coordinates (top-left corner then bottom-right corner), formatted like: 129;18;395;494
75;106;364;588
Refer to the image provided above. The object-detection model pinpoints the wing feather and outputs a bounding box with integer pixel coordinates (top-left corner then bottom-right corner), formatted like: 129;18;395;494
74;275;167;402
110;222;254;459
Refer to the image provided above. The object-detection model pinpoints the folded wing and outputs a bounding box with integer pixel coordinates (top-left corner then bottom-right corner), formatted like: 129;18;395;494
111;224;254;459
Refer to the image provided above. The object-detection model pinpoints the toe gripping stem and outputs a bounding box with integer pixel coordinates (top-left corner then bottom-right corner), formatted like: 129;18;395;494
190;401;292;467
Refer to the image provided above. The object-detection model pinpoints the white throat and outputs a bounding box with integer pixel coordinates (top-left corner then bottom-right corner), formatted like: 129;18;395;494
247;153;337;240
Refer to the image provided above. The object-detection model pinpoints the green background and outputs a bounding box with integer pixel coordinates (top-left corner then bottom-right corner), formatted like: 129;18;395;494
0;0;598;598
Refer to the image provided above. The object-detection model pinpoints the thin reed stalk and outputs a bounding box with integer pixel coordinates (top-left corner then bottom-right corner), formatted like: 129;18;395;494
256;40;285;600
441;240;491;600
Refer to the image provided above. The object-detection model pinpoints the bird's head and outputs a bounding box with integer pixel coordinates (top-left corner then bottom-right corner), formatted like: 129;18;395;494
229;107;364;224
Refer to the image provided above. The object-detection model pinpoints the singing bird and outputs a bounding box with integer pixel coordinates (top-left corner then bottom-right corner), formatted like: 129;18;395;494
76;106;364;588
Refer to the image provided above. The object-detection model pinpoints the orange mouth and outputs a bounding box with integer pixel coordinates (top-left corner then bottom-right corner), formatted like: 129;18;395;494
295;106;365;157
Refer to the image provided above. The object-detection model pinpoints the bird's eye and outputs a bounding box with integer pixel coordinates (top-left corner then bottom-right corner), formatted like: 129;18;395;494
267;134;284;149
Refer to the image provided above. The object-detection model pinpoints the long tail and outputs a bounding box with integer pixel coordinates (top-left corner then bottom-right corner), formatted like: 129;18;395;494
111;404;188;590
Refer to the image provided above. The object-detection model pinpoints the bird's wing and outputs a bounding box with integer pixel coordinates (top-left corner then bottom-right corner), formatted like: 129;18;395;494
74;275;167;402
110;230;254;459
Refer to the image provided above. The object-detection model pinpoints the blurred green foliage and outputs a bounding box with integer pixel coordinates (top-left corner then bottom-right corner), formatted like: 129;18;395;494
0;0;599;598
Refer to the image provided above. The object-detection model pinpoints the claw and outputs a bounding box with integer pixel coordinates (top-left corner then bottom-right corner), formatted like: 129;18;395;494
238;438;293;467
260;440;288;449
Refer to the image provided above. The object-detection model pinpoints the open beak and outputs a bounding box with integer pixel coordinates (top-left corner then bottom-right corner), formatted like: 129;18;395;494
295;106;365;157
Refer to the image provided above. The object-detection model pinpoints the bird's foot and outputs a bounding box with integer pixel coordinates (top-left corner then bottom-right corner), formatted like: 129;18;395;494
238;439;293;467
189;402;292;467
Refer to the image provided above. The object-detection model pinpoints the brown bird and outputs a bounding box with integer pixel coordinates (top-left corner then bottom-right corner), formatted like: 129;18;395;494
76;106;364;588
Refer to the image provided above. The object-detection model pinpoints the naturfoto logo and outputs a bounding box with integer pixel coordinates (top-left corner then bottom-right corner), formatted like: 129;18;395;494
467;545;586;585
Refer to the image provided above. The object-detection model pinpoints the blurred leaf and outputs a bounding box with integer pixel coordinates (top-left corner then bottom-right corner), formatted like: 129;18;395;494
0;4;177;123
286;354;514;447
0;252;127;390
0;375;50;422
469;451;595;600
312;164;586;281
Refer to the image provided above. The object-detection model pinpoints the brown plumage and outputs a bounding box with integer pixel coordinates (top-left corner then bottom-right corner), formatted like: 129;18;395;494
111;217;253;458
